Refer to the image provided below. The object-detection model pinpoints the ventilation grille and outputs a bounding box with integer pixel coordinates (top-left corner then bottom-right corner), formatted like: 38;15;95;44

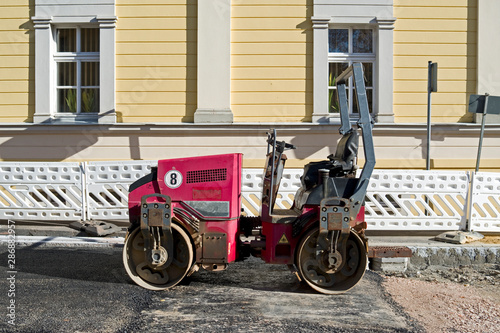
186;168;227;184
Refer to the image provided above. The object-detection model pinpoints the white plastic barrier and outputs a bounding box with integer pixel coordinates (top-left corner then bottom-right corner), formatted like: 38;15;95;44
364;170;470;231
0;163;84;221
469;172;500;232
85;161;157;220
0;160;499;232
241;169;302;216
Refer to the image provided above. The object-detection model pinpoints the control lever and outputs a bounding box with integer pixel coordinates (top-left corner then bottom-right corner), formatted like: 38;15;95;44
276;141;296;153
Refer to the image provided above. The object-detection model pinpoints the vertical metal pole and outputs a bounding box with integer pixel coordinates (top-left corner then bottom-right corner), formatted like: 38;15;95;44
466;171;475;231
81;162;87;222
475;93;489;172
426;61;432;170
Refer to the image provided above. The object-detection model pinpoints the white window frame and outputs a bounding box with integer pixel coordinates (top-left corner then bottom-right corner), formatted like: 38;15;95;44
311;1;396;123
54;26;100;115
328;26;376;115
32;0;116;124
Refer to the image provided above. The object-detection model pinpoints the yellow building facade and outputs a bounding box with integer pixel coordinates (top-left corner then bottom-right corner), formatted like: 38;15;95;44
0;0;498;171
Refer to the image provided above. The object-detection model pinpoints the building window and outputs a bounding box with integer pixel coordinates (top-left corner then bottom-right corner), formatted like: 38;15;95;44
55;28;100;114
311;0;395;123
328;28;374;114
32;0;116;124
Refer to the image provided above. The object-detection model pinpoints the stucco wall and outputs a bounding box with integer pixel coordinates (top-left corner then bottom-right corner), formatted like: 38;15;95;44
231;0;312;122
0;0;33;123
116;0;197;123
393;0;477;123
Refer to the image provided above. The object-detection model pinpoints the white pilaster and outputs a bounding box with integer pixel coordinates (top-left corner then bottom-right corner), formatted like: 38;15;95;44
97;17;117;123
32;18;53;123
477;0;500;123
311;17;331;123
194;0;233;123
375;18;396;123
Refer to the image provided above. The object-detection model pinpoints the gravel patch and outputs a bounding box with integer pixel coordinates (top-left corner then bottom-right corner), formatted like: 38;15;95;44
382;264;500;333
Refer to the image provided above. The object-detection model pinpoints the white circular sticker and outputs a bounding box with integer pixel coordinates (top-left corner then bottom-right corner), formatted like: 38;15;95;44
164;170;183;189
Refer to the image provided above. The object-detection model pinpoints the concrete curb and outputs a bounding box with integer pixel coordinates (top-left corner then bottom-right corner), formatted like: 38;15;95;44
1;235;499;274
0;235;124;248
408;245;500;269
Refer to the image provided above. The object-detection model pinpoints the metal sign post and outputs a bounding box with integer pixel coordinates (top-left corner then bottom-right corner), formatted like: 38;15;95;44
476;93;489;172
468;93;500;172
426;61;438;170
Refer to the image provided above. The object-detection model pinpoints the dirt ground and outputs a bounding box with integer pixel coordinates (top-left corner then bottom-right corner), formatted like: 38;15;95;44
382;263;500;333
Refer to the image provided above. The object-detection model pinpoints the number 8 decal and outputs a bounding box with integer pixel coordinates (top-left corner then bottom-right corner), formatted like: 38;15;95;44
164;170;183;189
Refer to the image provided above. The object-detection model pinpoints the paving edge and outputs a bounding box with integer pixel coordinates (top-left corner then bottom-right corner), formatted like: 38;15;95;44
0;235;125;248
407;245;500;269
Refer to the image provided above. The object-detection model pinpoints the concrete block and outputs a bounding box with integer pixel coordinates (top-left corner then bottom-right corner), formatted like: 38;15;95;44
370;257;409;273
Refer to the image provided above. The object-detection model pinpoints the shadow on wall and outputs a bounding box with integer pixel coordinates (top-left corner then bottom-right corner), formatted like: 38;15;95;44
20;0;35;122
0;124;108;161
297;0;314;122
458;2;478;123
182;0;197;123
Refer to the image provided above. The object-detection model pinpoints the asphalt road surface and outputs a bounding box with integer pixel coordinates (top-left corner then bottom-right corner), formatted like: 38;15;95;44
0;245;422;333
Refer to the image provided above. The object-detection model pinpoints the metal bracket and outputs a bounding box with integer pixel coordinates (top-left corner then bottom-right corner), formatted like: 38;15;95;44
317;197;351;273
201;232;228;264
319;197;351;233
140;193;173;267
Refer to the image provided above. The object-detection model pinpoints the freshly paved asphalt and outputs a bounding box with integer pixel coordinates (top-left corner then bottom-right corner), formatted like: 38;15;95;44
0;243;422;333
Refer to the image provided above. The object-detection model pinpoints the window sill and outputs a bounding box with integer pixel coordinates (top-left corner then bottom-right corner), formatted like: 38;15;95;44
312;112;364;124
33;112;116;124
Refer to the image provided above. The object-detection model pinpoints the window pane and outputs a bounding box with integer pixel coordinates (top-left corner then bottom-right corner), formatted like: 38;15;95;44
328;62;349;86
57;62;76;86
329;62;349;113
367;89;373;113
58;89;77;113
353;29;372;53
352;89;372;114
81;28;99;52
363;62;373;87
57;29;76;52
81;89;99;113
82;62;99;86
328;29;348;53
353;89;358;114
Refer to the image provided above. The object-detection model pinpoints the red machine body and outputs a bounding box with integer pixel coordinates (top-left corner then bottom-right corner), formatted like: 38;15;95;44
128;151;366;267
129;154;242;264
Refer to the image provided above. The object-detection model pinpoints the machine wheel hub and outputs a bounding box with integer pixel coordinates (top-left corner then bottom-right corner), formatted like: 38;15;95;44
296;227;367;294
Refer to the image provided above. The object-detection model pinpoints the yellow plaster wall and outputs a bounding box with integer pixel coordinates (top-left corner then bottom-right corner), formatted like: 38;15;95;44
231;0;313;122
115;0;197;123
0;0;481;125
393;0;477;123
0;0;33;123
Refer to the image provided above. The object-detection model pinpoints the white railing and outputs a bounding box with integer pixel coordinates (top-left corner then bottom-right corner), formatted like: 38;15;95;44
469;172;500;232
0;161;499;232
364;170;470;231
85;161;157;221
0;163;85;221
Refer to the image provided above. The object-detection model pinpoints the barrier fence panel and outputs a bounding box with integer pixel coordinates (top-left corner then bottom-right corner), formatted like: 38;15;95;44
469;172;500;232
85;161;157;221
0;163;84;221
364;170;470;231
241;169;302;216
0;160;498;233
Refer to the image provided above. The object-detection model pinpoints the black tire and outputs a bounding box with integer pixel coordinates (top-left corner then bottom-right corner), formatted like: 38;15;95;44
123;224;194;290
296;227;367;294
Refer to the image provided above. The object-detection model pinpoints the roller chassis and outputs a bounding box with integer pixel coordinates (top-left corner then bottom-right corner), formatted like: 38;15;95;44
123;64;376;294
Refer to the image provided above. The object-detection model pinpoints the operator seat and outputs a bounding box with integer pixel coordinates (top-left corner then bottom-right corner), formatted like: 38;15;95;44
328;129;359;174
302;130;359;188
293;129;360;210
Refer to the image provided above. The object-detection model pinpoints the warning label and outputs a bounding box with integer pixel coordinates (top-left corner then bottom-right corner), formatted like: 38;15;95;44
278;233;289;244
